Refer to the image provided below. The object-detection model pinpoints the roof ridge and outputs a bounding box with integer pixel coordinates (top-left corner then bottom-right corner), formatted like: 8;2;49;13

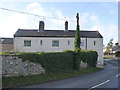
14;29;103;38
18;29;98;32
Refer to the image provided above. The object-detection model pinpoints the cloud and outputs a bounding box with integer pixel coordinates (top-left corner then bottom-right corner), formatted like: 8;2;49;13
90;15;118;46
26;3;67;30
0;2;117;47
0;13;28;37
27;3;52;17
26;2;118;46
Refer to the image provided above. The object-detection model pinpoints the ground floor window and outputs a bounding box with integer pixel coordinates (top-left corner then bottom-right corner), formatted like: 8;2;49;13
52;40;59;47
24;40;31;47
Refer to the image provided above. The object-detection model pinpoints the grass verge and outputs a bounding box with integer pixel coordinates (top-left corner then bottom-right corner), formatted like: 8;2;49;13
2;67;102;88
104;57;115;59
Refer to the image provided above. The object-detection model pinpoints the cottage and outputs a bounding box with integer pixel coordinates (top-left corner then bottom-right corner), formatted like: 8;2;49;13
118;28;120;51
0;38;14;52
14;21;103;65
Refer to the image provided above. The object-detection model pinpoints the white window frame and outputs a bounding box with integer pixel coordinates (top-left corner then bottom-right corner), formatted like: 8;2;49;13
52;40;59;47
24;40;31;47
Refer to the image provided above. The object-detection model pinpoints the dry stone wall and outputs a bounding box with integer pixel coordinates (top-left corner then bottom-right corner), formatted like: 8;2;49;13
2;55;45;77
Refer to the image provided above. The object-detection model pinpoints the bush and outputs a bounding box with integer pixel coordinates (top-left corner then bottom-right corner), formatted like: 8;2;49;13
116;51;120;57
18;50;98;73
75;50;98;69
19;52;74;73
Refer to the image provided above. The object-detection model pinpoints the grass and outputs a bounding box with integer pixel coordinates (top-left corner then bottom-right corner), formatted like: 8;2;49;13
2;67;102;88
104;57;115;59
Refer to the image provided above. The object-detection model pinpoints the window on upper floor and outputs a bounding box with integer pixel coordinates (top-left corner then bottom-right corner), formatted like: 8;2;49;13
24;40;31;47
40;40;42;45
52;40;59;47
80;41;84;46
68;40;70;45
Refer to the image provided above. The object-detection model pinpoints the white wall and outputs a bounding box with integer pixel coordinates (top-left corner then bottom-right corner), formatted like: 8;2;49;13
14;37;75;52
118;30;120;46
87;38;103;65
14;37;103;65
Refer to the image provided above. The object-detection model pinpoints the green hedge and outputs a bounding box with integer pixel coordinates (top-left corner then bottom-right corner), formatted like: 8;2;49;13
74;50;98;70
116;51;120;57
18;50;98;73
18;52;74;73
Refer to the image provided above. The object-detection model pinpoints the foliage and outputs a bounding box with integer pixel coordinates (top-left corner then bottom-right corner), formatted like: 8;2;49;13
106;38;113;54
18;52;74;73
116;51;120;57
18;50;98;72
74;13;81;52
104;57;115;59
1;52;22;56
75;50;98;67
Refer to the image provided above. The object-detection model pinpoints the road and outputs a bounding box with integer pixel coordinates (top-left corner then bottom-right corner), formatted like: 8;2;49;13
22;59;120;89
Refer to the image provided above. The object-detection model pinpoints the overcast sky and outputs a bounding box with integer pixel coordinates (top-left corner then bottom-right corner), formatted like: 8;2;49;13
0;1;118;46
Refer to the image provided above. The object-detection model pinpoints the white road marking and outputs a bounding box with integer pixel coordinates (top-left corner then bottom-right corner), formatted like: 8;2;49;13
116;73;120;77
89;80;110;89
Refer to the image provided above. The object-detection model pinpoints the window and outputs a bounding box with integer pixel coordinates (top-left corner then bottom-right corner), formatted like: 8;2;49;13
40;40;42;45
80;42;84;46
94;41;96;45
24;40;31;46
68;40;70;45
52;40;59;47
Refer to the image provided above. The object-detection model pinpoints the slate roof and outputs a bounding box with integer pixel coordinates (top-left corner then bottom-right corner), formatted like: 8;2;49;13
0;38;13;44
14;29;103;38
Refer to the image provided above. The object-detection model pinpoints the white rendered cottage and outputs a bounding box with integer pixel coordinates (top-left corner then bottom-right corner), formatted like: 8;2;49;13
14;21;103;65
118;25;120;51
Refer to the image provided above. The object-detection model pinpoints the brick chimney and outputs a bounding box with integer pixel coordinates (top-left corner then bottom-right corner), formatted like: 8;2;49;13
65;21;68;32
39;21;44;32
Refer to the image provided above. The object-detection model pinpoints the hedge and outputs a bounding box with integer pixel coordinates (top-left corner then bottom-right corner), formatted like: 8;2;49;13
18;50;98;73
116;51;120;57
18;52;74;73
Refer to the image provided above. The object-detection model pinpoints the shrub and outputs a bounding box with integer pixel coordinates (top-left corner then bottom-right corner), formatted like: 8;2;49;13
18;50;98;73
74;50;98;69
19;52;74;73
116;51;120;57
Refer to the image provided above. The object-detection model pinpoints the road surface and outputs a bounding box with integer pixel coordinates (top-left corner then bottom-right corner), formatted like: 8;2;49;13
22;59;120;89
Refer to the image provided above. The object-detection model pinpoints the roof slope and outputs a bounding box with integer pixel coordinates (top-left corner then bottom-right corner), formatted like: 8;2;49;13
0;38;13;44
14;29;103;38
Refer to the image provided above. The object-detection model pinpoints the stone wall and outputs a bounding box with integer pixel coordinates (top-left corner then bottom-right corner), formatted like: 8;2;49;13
2;55;45;77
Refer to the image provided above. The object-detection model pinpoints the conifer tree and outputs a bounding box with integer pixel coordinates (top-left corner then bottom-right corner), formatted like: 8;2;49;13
74;13;81;52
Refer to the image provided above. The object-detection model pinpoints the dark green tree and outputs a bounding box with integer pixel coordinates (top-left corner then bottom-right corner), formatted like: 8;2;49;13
74;13;81;52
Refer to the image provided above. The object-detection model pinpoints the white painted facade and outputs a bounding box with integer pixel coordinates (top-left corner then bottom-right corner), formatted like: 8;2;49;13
118;30;120;46
14;37;103;65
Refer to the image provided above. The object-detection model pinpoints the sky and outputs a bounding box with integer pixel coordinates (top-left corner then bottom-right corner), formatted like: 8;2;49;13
0;1;118;46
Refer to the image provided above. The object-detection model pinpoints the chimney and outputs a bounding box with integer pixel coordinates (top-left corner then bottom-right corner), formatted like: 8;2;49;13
65;21;68;32
39;21;44;32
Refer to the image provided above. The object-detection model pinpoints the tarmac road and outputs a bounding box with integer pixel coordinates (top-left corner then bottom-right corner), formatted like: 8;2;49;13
22;59;120;89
